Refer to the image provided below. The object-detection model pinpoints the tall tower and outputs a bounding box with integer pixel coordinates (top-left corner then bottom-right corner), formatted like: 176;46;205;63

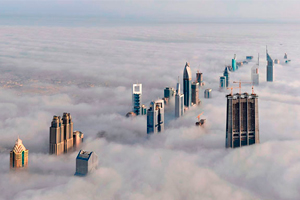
132;83;142;115
225;92;259;148
220;76;227;89
223;66;230;87
251;54;259;85
10;137;28;169
147;99;164;134
191;82;199;105
175;78;184;118
63;113;74;153
232;54;237;71
183;62;192;107
266;47;274;82
49;116;64;155
196;71;203;86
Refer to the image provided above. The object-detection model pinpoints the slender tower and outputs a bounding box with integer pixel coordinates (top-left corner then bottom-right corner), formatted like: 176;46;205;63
225;92;259;148
132;83;142;115
175;77;184;118
10;137;28;169
232;54;237;71
266;47;274;82
183;62;192;107
191;82;199;105
63;113;74;153
223;66;230;87
49;116;64;155
147;99;164;134
251;54;259;85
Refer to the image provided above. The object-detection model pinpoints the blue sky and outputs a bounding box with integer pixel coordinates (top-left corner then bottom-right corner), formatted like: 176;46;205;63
0;0;299;22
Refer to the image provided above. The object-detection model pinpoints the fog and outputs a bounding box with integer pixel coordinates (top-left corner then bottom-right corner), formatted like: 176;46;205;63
0;22;300;199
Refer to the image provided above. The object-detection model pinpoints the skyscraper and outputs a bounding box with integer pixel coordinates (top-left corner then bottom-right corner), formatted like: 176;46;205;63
225;92;259;148
183;62;192;107
132;83;142;115
223;67;230;87
49;116;64;155
266;48;274;82
147;99;164;134
191;82;200;105
164;87;175;99
232;54;237;71
220;76;227;89
63;113;73;153
204;89;212;98
196;71;203;86
73;131;84;149
10;137;28;169
251;54;259;86
175;78;184;118
75;150;98;176
141;105;147;115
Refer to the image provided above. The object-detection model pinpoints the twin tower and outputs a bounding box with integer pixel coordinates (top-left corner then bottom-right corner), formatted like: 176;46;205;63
49;113;75;155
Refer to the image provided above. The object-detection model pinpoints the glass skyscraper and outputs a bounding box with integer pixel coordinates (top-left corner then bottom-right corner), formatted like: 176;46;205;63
183;62;192;107
175;79;184;118
266;49;274;82
223;66;229;87
147;99;164;134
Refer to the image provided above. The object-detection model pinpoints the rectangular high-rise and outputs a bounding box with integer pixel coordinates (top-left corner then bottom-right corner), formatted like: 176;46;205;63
220;76;227;89
147;99;164;134
183;62;192;107
175;80;184;118
49;116;64;155
10;137;28;169
63;113;74;153
132;83;142;115
191;82;199;105
225;93;259;148
204;89;212;98
196;71;203;86
266;49;274;82
75;150;98;176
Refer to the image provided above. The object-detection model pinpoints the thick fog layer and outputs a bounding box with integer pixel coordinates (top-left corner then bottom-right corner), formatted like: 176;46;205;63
0;23;300;200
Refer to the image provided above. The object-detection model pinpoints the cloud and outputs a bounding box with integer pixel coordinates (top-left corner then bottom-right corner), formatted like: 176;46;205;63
0;22;299;199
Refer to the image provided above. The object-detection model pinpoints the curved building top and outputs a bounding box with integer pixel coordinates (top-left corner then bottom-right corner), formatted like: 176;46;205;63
183;62;192;80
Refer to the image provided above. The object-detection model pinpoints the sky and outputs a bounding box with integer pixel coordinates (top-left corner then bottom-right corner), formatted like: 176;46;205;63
1;0;300;23
0;22;299;199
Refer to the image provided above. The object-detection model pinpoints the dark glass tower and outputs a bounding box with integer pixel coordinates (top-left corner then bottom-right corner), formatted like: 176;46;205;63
183;62;192;107
225;92;260;148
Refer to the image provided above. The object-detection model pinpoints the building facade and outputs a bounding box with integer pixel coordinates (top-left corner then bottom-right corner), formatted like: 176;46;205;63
225;93;260;148
220;76;227;89
266;49;274;82
175;80;184;118
204;89;212;98
49;116;65;155
147;99;164;134
63;113;73;153
191;82;200;105
232;54;237;71
164;87;175;99
223;67;230;87
75;150;98;176
132;83;142;115
10;137;28;169
73;131;84;149
183;62;192;107
196;71;203;86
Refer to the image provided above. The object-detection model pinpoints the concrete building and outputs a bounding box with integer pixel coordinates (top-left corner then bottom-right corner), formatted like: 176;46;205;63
225;92;259;148
266;48;274;82
73;131;84;149
147;99;164;134
223;66;230;87
10;137;28;169
204;89;212;98
132;83;142;115
183;62;192;107
191;82;200;105
196;71;203;86
75;150;98;176
232;54;237;71
175;79;184;118
220;76;227;89
63;113;73;153
49;116;64;155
